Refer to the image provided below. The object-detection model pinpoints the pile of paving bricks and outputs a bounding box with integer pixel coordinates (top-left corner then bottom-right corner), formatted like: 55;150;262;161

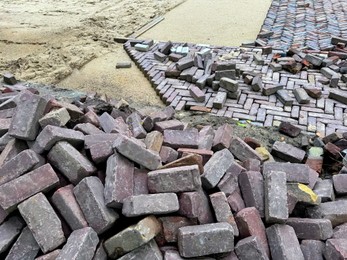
125;36;347;137
0;74;347;259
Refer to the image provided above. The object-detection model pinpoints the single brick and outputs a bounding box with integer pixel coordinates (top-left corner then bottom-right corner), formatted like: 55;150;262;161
177;148;213;165
74;177;119;234
0;216;24;254
262;84;283;96
154;51;167;62
286;218;333;240
176;57;194;71
117;240;162;260
218;162;245;196
113;134;161;170
235;207;269;257
271;141;306;163
189;85;205;102
48;141;96;185
300;240;325;260
154;119;184;133
313;179;335;202
266;224;304;260
159;146;178;164
126;112;147;139
278;121;301;137
324;239;347;259
134;43;149;52
104;153;134;208
229;137;263;162
5;226;40;260
198;125;215;150
0;164;59;212
210;192;239;236
99;113;132;136
329;89;347;105
0;139;27;168
293;88;310;104
3;73;17;85
178;190;214;224
104;216;161;259
39;108;70;128
0;149;44;186
201;148;234;189
220;77;239;92
227;191;246;213
333;174;347;195
51;184;88;231
33;125;84;154
212;124;233;151
8;91;47;141
158;153;203;173
148;165;201;193
18;193;65;253
116;62;132;68
159;216;195;243
145;131;163;153
57;227;99;260
235;236;269;260
133;168;149;195
122;193;179;217
333;223;347;239
163;129;199;149
307;201;347;227
73;123;103;135
213;92;227;109
84;134;118;149
239;171;265;217
89;142;113;164
178;223;234;258
264;170;288;223
263;162;310;184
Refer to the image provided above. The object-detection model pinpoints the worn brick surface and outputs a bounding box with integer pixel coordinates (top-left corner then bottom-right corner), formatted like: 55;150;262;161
178;223;234;258
33;125;84;154
235;236;269;260
239;171;265;217
0;163;59;212
122;193;179;217
300;240;325;260
235;207;270;257
74;177;119;234
8;91;47;141
113;134;162;170
48;141;96;184
286;218;333;240
56;227;99;260
18;193;65;253
201;148;234;189
104;216;161;259
264;170;288;223
266;224;304;260
5;226;40;260
148;165;201;193
0;216;24;254
104;153;134;208
0;149;44;186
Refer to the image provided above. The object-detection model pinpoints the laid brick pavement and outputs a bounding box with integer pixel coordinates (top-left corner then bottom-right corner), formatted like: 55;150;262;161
257;0;347;50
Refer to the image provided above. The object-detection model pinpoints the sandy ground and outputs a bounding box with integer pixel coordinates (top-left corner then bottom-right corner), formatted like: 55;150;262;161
0;0;271;107
142;0;272;46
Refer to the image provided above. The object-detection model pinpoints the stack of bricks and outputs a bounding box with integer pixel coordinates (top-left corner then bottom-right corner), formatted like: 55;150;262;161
124;36;347;138
0;75;347;259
